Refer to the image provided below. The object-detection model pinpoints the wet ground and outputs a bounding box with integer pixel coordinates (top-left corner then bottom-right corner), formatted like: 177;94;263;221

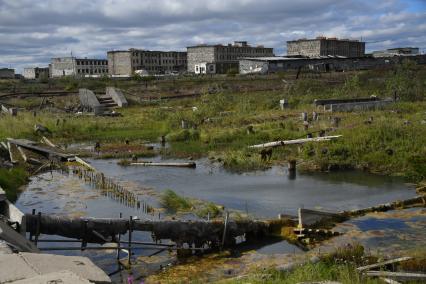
319;207;426;256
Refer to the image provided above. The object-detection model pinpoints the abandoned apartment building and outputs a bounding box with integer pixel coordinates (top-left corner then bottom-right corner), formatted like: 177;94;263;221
107;49;187;76
23;67;50;79
50;57;108;78
187;41;274;74
287;37;365;58
0;68;15;79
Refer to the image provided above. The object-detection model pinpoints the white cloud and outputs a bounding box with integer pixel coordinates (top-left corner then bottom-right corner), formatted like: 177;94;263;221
0;0;425;72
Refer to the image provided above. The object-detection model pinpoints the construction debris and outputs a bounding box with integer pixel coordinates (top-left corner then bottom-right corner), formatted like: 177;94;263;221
249;135;342;149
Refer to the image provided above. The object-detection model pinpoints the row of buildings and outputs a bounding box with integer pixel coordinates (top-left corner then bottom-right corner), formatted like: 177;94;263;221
16;37;422;79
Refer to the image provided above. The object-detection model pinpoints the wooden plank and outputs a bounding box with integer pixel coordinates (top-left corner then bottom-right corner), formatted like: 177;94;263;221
314;97;379;106
0;142;8;150
7;142;17;164
249;135;342;149
1;105;9;114
365;271;426;280
41;136;57;148
131;162;196;168
357;257;412;272
380;278;401;284
17;146;27;162
7;138;73;161
74;156;97;171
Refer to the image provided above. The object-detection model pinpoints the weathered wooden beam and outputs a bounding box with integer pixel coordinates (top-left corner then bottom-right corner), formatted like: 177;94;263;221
17;146;27;162
7;138;73;161
357;257;412;272
131;162;196;168
249;135;342;149
41;136;57;148
380;278;402;284
365;271;426;280
74;156;97;171
6;142;17;164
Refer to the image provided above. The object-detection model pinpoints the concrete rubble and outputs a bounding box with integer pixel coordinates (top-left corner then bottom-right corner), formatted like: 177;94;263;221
0;253;111;283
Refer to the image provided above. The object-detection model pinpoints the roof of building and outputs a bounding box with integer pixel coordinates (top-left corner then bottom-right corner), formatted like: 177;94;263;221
240;55;349;61
187;43;272;49
108;49;186;53
287;37;363;43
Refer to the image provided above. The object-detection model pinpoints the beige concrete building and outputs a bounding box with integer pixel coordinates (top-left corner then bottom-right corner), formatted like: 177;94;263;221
287;37;365;58
107;49;187;76
23;67;49;79
50;57;108;78
187;41;274;74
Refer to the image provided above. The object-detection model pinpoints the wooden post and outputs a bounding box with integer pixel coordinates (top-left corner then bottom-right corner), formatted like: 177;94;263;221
29;209;35;241
288;160;296;172
116;213;122;260
34;212;41;245
221;211;229;250
128;216;133;265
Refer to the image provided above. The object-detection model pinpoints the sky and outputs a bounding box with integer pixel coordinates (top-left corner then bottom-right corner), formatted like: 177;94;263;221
0;0;425;72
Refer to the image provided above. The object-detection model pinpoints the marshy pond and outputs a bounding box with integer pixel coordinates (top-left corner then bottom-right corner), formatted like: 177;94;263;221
14;157;417;277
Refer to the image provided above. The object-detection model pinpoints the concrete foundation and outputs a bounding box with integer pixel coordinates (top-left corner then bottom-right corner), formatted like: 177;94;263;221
106;87;128;107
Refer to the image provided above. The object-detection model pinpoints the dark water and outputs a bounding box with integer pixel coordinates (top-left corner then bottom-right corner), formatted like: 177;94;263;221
88;158;416;218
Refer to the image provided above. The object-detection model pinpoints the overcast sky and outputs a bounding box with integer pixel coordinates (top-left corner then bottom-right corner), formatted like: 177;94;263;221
0;0;425;72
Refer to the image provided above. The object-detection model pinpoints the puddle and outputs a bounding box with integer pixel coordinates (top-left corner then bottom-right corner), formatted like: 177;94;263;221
88;158;416;218
352;218;409;231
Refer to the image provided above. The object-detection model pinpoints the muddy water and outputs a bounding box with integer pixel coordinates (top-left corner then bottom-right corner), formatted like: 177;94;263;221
88;158;416;218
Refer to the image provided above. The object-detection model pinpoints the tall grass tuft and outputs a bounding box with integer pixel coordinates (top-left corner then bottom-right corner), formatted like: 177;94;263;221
160;189;192;212
0;167;28;202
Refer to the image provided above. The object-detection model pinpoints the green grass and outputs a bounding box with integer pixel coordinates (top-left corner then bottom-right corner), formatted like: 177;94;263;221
1;64;425;181
160;189;192;212
0;167;28;202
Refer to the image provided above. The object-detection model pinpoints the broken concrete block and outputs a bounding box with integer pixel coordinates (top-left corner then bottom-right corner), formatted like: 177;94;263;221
21;253;111;283
11;270;92;284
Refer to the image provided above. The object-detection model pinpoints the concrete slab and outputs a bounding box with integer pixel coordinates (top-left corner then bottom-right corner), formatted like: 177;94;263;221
0;254;38;283
21;253;111;284
0;240;13;255
11;270;92;284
